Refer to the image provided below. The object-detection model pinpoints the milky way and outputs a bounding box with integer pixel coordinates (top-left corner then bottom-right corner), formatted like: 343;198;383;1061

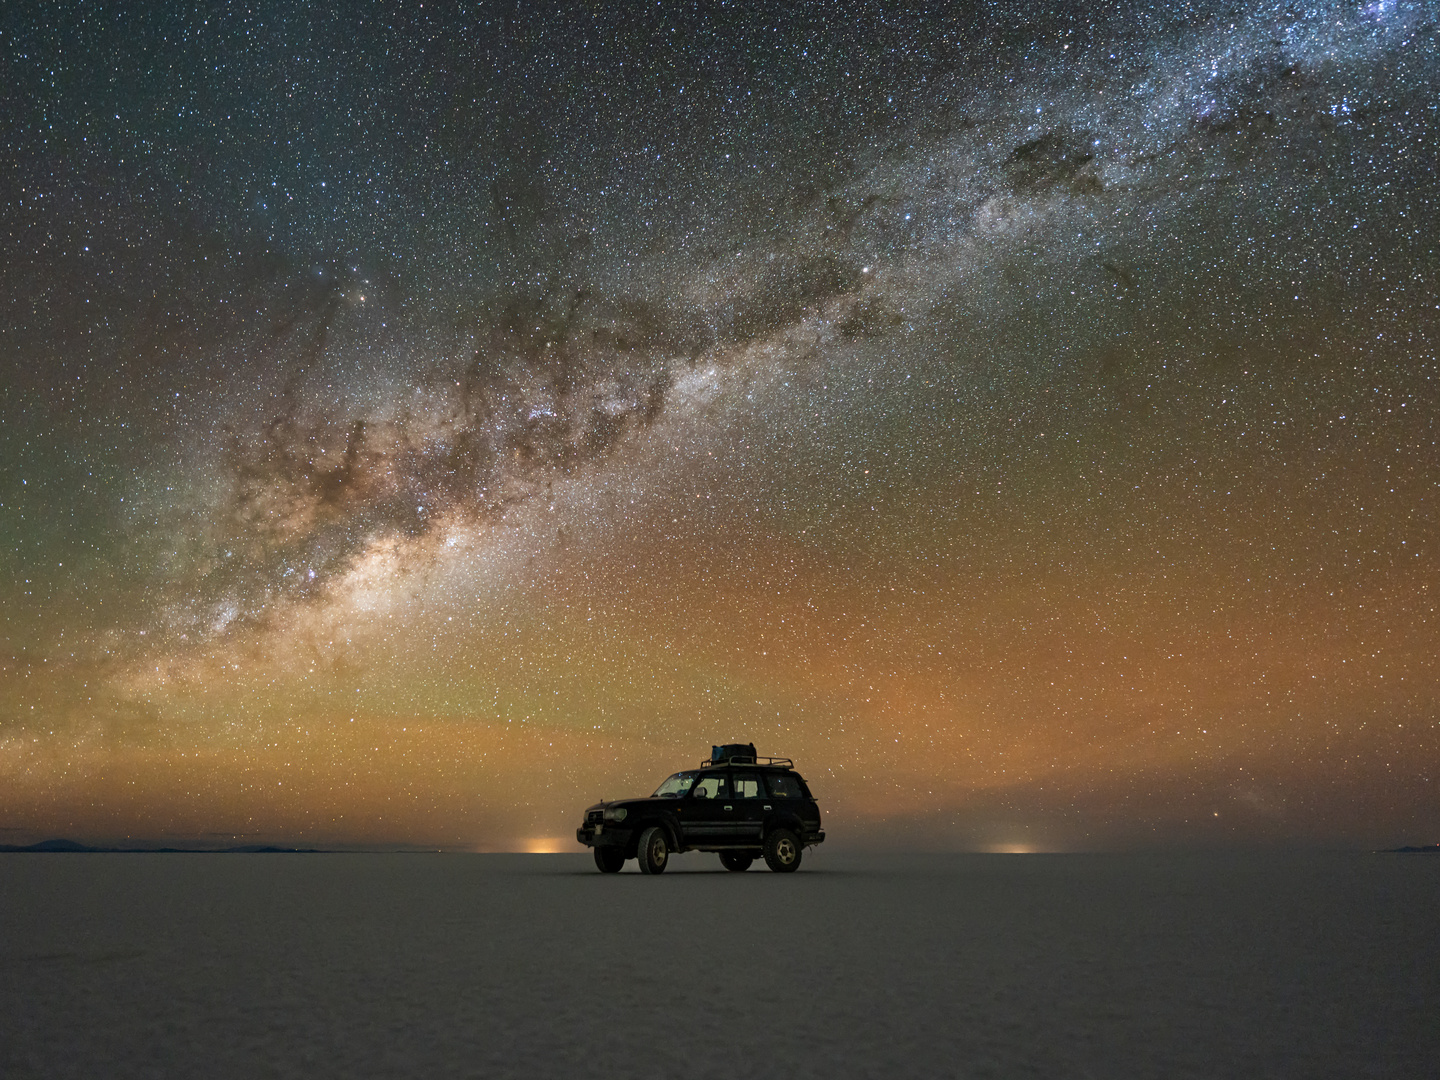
3;1;1437;849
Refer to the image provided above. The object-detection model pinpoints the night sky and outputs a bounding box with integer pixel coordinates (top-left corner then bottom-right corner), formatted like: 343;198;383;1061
3;1;1436;851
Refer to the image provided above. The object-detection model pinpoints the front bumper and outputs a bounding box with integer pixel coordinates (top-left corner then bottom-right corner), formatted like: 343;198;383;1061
576;823;633;849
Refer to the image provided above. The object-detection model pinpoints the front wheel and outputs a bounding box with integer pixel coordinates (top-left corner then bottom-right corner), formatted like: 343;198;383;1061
719;851;754;872
594;846;626;873
636;826;670;875
763;829;802;873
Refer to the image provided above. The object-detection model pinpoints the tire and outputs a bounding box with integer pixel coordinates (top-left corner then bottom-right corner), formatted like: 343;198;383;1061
763;828;802;873
719;851;754;872
636;826;669;875
594;846;626;873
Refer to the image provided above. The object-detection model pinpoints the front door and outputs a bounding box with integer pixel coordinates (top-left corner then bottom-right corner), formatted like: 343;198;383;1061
679;772;731;846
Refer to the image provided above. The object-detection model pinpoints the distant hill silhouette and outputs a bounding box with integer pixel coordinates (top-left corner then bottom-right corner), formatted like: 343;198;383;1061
0;838;325;853
0;838;97;852
1381;844;1440;854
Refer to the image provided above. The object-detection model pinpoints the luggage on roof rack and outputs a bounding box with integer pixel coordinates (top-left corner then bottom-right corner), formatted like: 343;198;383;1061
711;743;757;764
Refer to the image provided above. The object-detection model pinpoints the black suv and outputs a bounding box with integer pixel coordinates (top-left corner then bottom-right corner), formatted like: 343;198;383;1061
577;744;825;874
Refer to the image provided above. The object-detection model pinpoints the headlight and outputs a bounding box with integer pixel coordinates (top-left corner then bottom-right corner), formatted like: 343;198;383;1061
604;807;628;822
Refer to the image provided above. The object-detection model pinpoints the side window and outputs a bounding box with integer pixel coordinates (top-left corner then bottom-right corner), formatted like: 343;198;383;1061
765;773;803;799
691;775;728;800
733;773;764;799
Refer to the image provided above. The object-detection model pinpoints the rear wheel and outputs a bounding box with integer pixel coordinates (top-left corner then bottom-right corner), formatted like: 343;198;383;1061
763;829;802;873
719;851;754;872
593;846;626;873
636;826;669;875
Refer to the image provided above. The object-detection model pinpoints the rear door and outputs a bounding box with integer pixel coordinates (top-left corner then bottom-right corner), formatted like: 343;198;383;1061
730;771;767;844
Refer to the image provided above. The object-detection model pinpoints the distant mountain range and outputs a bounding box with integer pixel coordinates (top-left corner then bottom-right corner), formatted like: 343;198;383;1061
1381;844;1440;854
0;838;325;853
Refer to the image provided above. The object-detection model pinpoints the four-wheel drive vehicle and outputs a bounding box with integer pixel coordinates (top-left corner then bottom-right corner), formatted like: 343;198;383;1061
577;744;825;874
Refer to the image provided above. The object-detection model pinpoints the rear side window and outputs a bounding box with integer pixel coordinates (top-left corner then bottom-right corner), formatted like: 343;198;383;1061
766;772;803;799
733;773;764;799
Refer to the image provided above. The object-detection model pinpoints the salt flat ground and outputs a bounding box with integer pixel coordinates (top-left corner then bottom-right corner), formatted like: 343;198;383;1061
0;851;1435;1079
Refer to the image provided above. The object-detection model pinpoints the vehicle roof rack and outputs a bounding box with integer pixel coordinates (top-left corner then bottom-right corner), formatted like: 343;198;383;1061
697;755;794;769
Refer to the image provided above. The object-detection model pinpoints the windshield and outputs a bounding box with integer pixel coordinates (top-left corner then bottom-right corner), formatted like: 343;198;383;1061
652;772;697;798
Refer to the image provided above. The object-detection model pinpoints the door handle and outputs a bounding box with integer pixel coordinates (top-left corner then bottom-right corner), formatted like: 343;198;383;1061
724;805;733;811
764;805;771;810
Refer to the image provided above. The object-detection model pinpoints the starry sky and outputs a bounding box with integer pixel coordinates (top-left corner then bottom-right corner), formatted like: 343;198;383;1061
2;0;1436;851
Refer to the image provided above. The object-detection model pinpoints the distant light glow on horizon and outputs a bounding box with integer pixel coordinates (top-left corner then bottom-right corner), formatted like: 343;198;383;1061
519;838;573;855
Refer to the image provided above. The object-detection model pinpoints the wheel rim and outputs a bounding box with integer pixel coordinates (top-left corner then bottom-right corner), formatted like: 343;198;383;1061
650;836;667;865
776;837;797;864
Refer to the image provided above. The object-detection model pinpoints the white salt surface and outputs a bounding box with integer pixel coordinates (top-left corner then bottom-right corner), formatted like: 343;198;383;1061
1;851;1435;1078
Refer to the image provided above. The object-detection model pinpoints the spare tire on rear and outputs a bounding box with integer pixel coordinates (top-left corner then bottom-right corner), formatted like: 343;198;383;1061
719;851;754;872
